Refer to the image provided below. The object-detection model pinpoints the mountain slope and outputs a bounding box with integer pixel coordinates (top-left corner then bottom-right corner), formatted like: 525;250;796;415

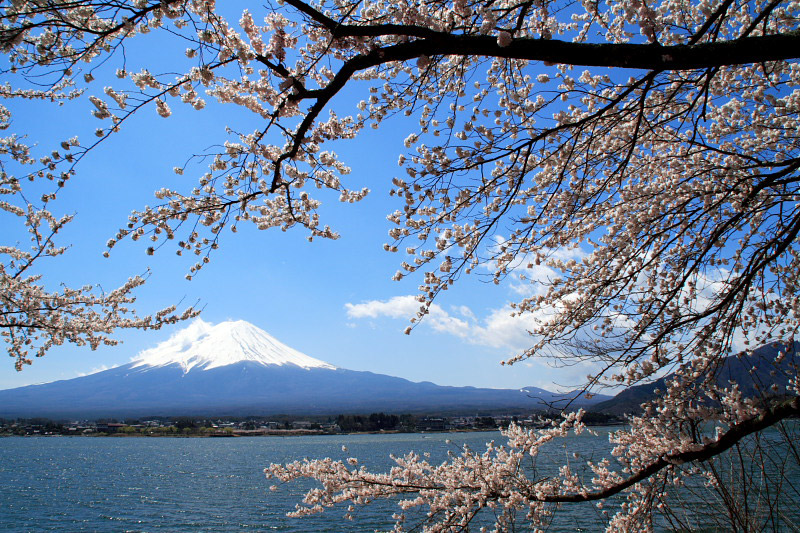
0;320;607;418
594;342;799;415
130;319;335;371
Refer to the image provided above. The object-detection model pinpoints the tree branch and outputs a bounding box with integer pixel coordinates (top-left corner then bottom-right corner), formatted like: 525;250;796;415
538;397;800;503
284;0;800;70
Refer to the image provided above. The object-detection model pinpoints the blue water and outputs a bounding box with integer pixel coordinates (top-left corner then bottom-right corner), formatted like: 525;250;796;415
1;428;797;531
0;431;607;532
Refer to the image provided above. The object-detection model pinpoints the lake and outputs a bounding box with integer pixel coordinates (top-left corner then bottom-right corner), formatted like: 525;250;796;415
1;427;796;531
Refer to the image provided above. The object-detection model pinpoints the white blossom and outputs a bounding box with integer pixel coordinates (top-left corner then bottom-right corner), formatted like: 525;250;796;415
1;0;798;530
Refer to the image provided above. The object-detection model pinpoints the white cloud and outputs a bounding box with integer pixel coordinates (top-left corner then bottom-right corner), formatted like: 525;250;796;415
345;295;420;320
345;295;473;340
344;253;773;391
453;305;476;321
345;295;611;391
482;236;587;288
345;295;545;353
75;363;120;377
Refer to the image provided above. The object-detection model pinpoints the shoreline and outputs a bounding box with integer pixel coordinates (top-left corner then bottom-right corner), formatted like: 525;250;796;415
1;423;627;438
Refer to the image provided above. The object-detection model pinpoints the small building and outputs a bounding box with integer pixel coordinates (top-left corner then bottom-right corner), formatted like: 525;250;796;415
418;418;450;431
96;423;127;433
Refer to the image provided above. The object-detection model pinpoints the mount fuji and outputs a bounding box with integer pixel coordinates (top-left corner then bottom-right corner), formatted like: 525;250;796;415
130;319;337;372
0;319;606;418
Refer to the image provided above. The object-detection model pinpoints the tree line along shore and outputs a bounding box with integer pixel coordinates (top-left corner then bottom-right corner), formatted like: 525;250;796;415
0;411;624;437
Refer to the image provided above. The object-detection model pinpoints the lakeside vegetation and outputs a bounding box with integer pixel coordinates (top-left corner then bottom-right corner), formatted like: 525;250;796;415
0;411;625;437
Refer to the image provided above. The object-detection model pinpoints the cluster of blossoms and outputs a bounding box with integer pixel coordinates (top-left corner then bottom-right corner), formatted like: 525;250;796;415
1;0;799;529
267;392;799;530
266;413;590;530
0;1;210;367
0;132;197;370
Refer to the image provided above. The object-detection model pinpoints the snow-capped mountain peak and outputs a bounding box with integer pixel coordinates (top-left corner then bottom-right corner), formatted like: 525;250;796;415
131;319;336;372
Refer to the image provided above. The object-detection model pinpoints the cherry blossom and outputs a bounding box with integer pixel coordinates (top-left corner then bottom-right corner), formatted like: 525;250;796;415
1;0;798;529
0;131;197;370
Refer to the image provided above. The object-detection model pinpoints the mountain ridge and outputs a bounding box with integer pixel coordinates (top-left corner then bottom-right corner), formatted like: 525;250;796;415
594;342;799;415
0;320;608;418
130;319;336;371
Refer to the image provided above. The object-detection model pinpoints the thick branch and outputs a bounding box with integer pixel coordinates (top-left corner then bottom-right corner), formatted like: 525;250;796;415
538;397;800;503
272;24;800;186
285;0;800;70
374;31;800;70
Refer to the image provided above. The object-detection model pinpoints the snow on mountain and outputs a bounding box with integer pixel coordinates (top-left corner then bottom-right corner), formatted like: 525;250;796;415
0;318;611;418
131;319;336;372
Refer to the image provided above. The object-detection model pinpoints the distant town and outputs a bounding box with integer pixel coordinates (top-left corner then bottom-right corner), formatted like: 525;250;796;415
0;411;624;437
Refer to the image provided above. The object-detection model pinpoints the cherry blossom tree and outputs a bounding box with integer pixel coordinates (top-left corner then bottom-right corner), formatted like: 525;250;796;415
1;137;198;370
0;4;199;371
2;0;800;529
1;197;197;371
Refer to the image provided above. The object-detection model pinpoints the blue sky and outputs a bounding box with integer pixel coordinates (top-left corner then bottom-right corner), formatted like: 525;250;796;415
0;22;599;393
